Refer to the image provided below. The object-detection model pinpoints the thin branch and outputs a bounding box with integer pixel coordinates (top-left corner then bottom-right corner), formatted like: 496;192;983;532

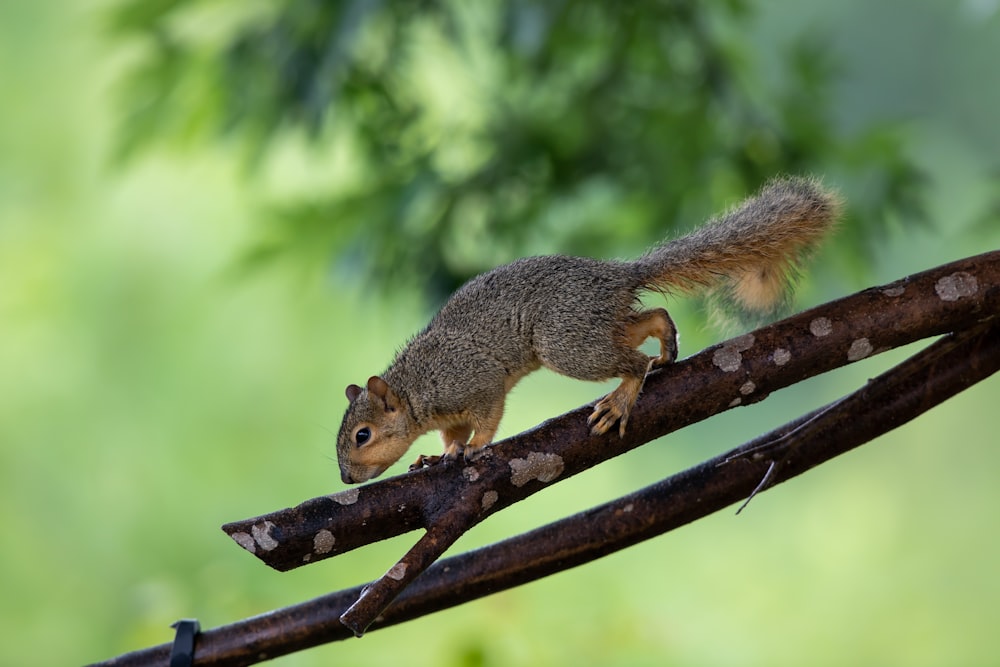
90;316;1000;667
338;502;481;636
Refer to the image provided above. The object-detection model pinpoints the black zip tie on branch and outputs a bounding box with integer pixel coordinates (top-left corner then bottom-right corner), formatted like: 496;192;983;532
169;619;200;667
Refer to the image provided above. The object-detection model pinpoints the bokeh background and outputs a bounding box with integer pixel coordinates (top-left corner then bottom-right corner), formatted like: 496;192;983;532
2;1;1000;665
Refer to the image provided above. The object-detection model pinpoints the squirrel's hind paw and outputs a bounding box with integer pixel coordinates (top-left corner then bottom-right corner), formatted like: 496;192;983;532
589;376;644;437
588;401;629;437
588;395;632;437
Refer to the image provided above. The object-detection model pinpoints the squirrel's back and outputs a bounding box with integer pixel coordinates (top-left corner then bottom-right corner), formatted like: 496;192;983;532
429;255;639;380
432;254;637;334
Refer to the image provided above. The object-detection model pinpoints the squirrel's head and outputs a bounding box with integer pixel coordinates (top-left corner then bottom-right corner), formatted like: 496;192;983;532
336;375;415;484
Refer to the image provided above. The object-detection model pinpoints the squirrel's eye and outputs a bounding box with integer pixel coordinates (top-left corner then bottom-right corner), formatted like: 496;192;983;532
355;427;371;446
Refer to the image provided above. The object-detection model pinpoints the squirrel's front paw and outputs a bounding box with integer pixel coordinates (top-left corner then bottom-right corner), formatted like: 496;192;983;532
409;454;443;471
462;444;489;463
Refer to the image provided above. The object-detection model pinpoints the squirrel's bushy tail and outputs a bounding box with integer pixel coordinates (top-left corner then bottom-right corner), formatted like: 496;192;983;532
635;176;841;318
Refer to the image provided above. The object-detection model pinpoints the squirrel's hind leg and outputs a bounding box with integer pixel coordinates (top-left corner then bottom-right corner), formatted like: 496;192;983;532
588;345;652;437
590;309;677;437
624;308;678;367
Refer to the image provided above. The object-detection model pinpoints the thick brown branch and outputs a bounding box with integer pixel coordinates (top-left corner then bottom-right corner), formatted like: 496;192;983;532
212;250;999;636
91;316;1000;667
223;252;999;574
383;320;1000;623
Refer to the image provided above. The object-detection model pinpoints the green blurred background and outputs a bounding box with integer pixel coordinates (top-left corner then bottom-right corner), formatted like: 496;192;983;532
2;1;999;665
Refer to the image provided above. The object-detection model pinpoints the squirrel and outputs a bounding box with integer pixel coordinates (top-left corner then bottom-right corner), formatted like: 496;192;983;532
336;176;841;484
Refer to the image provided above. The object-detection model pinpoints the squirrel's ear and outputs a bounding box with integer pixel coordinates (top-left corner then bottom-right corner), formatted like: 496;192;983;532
345;384;363;403
366;376;388;398
366;375;401;412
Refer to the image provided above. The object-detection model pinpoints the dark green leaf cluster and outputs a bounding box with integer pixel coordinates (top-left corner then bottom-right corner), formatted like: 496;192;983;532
111;0;925;300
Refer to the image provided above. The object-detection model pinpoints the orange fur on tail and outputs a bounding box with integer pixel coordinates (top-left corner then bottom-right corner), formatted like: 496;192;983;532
635;176;841;316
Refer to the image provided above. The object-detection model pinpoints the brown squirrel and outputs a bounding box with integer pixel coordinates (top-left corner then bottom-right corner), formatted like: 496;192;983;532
337;177;841;484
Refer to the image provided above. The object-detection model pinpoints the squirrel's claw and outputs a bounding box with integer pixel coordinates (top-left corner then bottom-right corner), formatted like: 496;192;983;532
409;454;443;471
463;445;490;463
441;441;462;462
589;376;642;437
589;398;629;437
410;441;488;471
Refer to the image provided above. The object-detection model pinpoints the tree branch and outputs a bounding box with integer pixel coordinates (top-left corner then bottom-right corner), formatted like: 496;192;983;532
219;252;997;635
225;253;998;570
90;251;999;665
91;315;1000;667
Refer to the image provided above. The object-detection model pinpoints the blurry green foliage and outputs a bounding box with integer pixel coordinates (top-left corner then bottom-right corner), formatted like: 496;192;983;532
111;0;925;299
3;2;999;665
